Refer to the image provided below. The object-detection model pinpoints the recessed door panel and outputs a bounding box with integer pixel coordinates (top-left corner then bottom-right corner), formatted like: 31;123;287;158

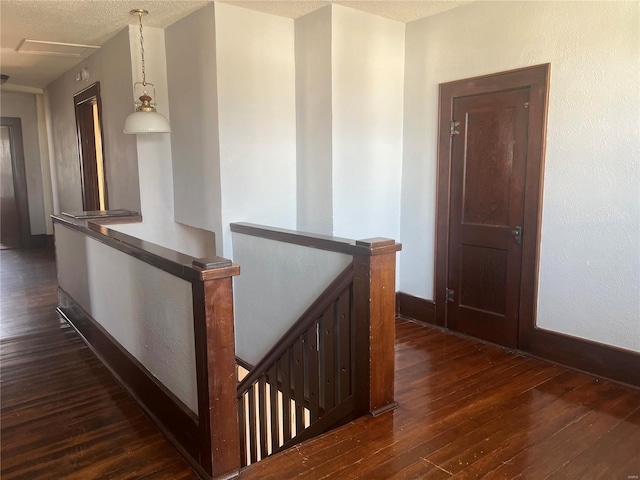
463;109;515;227
459;245;508;315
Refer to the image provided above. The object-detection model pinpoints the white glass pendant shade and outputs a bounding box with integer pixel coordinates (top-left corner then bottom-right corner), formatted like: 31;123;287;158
124;10;171;135
123;110;171;134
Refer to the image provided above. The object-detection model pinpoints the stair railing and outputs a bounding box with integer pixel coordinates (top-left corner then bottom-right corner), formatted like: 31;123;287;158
231;223;401;466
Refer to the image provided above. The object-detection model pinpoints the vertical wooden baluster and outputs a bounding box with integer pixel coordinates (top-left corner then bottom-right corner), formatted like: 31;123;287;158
281;350;292;443
322;305;336;411
268;364;279;452
307;321;320;423
238;394;247;467
293;337;305;435
258;376;268;460
248;383;257;464
337;288;352;402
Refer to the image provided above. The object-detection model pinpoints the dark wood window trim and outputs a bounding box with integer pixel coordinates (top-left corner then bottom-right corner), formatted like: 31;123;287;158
74;82;108;211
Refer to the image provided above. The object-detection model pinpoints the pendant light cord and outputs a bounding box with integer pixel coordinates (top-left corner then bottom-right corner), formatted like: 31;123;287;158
138;13;146;86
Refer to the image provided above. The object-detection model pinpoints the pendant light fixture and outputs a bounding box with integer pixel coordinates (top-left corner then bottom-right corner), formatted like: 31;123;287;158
123;9;171;134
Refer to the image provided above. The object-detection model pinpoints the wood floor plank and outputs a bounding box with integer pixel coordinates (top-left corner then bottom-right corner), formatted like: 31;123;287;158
239;318;640;479
0;248;197;480
486;387;640;479
441;378;627;476
545;407;640;480
3;248;639;480
340;368;572;479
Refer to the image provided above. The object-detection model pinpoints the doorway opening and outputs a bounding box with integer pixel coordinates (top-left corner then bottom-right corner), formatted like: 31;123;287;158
74;82;108;211
434;64;550;349
1;117;31;249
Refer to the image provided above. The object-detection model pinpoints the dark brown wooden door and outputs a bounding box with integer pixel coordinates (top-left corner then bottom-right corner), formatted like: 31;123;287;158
1;126;21;248
0;118;30;249
447;88;530;348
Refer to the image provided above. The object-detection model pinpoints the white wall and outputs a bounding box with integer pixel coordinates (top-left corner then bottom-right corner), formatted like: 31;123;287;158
55;223;198;414
45;27;141;214
112;25;216;259
215;3;297;257
401;1;640;352
233;232;352;365
35;95;54;234
331;5;405;242
166;4;224;255
295;6;333;235
1;91;46;234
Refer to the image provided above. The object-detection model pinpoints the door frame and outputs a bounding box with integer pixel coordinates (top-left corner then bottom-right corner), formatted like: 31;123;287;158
1;117;31;247
74;81;108;211
434;64;550;348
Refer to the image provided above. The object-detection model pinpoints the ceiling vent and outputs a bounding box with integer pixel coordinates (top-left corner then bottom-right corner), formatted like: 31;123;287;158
16;39;99;58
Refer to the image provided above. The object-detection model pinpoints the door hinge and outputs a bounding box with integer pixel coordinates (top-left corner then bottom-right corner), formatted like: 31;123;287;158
446;288;455;303
450;121;460;135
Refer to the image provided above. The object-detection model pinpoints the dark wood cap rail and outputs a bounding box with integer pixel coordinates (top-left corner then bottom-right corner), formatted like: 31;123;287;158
230;222;401;256
61;209;142;223
53;212;238;283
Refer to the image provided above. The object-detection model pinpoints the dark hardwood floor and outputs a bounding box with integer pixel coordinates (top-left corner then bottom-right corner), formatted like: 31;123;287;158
2;248;639;479
238;323;640;478
0;248;197;479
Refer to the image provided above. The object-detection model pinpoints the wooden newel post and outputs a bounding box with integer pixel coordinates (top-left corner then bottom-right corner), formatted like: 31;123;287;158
351;238;402;417
192;259;241;480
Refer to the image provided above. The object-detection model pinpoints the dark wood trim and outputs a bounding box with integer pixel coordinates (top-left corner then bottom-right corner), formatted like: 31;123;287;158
430;64;640;389
1;116;31;247
61;209;141;222
74;82;109;211
54;218;242;478
435;64;550;335
236;356;254;372
278;396;356;452
231;223;401;258
52;214;233;282
192;277;241;479
523;327;640;389
56;288;201;460
397;292;640;389
352;239;401;416
231;222;356;255
396;292;436;325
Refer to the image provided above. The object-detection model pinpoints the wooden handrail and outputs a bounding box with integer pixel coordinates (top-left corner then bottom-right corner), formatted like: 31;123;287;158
53;212;240;480
231;222;356;254
53;213;230;282
234;224;402;467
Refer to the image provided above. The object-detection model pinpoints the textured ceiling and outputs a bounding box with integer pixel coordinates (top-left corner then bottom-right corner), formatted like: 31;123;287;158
223;1;470;22
0;0;470;90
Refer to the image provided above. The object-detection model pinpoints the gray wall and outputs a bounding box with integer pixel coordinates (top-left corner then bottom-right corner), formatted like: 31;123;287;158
45;27;140;214
166;3;223;254
1;91;46;234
